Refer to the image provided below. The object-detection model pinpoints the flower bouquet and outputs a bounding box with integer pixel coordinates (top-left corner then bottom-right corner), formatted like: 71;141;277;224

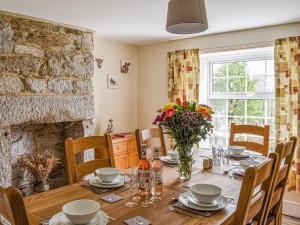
153;98;213;179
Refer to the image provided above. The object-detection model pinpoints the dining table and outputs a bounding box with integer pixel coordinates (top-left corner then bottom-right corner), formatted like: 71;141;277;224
24;148;265;225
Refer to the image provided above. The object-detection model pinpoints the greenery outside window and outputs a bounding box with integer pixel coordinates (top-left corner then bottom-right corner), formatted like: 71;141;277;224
201;48;275;149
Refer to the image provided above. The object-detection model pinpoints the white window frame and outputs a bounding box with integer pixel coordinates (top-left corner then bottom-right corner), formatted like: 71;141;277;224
199;47;275;147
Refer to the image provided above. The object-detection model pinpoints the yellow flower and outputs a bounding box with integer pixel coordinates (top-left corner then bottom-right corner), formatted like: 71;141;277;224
163;103;176;112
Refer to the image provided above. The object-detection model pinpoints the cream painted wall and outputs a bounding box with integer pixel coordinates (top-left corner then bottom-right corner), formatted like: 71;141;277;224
137;22;300;129
93;38;138;135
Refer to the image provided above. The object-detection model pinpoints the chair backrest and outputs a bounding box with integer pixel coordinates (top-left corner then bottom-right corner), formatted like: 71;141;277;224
229;123;270;156
0;186;29;225
231;152;278;225
135;128;166;157
262;137;297;225
65;135;115;184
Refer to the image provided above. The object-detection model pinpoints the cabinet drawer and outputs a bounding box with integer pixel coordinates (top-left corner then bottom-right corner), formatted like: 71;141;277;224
113;142;128;156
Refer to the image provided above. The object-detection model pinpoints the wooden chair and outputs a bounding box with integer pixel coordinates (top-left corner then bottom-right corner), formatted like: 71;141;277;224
262;137;297;225
222;152;279;225
0;186;29;225
65;135;115;184
229;123;270;156
135;128;166;157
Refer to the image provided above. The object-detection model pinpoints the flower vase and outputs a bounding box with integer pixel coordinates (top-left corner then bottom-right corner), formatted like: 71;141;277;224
34;182;50;193
177;145;193;180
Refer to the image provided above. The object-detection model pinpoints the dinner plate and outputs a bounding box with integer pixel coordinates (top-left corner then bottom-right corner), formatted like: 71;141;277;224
49;210;108;225
94;175;122;185
89;175;129;188
187;193;218;207
160;156;178;164
178;192;228;211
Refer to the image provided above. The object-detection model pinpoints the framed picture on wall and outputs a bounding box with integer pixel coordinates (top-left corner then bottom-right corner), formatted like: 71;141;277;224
107;74;120;89
120;58;131;74
95;56;104;70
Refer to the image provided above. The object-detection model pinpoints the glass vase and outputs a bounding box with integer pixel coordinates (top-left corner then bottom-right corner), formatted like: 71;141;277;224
176;145;193;180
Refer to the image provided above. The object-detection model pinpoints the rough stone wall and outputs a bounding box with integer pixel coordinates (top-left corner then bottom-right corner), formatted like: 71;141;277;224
0;12;95;195
0;13;95;125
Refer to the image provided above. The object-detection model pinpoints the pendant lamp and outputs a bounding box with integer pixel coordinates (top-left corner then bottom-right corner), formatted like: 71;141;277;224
166;0;208;34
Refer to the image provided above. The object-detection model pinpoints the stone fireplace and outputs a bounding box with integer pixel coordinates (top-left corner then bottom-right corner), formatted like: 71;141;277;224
0;11;95;195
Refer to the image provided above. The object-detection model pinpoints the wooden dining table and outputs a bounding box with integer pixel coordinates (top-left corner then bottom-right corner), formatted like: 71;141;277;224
25;149;263;225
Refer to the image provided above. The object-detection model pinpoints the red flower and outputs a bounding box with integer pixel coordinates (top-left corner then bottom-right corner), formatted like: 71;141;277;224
165;108;175;118
176;98;181;105
182;101;188;109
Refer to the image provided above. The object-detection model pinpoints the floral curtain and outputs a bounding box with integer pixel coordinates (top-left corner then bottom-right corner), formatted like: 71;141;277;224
167;49;200;102
275;36;300;192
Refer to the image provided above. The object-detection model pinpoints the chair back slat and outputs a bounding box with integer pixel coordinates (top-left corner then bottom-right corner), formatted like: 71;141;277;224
246;191;266;221
135;128;166;157
230;153;278;225
229;123;270;156
0;187;29;225
262;137;297;225
276;165;288;185
76;159;111;179
65;134;115;184
73;136;108;154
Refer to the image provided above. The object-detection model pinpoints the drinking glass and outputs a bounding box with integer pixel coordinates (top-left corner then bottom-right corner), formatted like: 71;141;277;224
125;167;138;207
141;169;153;207
150;169;161;202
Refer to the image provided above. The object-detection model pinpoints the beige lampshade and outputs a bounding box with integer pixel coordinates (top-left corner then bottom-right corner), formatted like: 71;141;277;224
166;0;208;34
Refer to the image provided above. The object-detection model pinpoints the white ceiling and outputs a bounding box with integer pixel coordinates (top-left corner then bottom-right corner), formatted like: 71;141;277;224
1;0;300;46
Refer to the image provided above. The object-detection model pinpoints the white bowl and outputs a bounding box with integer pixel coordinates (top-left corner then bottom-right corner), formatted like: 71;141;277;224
95;167;120;183
239;160;260;170
190;184;222;204
168;149;179;160
229;145;246;155
62;199;100;224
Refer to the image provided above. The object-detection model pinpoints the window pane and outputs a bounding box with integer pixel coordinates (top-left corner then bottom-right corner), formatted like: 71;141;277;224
246;60;265;76
247;76;265;92
213;63;226;77
227;62;246;77
266;100;275;117
265;76;275;92
246;118;265;126
266;119;275;136
246;136;264;144
228;99;245;116
229;77;245;92
212;78;227;93
212;116;227;134
228;116;245;126
266;60;274;75
247;100;264;117
210;99;227;115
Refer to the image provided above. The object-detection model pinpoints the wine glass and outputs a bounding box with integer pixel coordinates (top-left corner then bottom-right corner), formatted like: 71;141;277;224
125;167;138;207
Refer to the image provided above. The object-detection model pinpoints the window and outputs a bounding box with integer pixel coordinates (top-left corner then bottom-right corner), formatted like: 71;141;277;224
200;48;275;149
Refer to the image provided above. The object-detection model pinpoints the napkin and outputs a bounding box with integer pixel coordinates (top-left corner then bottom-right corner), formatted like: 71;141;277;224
173;202;216;217
124;216;152;225
101;194;123;203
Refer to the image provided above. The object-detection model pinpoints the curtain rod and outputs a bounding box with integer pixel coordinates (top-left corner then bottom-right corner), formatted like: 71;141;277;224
199;41;274;54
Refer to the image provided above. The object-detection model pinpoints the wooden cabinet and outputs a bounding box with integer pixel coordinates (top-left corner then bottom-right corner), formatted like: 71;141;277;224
112;134;139;170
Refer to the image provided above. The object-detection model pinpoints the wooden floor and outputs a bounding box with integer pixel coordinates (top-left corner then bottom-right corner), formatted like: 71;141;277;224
282;215;300;225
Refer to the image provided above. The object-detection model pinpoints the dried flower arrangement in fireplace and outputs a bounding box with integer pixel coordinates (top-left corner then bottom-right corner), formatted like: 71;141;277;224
22;153;60;185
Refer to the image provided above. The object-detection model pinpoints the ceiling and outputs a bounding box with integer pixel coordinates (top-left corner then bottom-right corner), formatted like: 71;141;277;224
1;0;300;46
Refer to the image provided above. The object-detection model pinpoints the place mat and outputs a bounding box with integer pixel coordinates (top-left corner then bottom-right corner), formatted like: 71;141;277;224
101;194;123;203
40;217;50;225
80;183;109;193
124;216;152;225
173;202;216;217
